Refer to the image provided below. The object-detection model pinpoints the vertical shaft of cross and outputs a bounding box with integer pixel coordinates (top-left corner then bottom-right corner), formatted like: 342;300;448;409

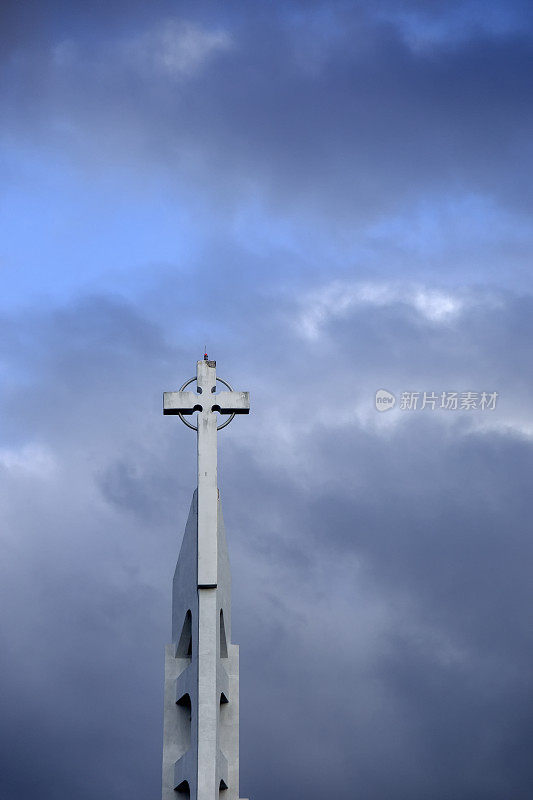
195;359;219;799
196;359;218;588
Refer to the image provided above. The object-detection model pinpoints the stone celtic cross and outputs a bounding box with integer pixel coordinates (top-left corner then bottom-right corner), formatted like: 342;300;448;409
163;357;250;587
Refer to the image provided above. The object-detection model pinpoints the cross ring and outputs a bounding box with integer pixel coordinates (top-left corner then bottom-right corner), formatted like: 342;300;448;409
176;377;237;432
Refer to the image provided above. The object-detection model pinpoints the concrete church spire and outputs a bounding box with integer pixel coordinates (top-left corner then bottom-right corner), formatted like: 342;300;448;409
162;359;250;800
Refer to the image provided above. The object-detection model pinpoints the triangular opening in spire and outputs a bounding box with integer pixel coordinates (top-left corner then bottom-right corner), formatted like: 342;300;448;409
176;610;192;658
219;609;228;658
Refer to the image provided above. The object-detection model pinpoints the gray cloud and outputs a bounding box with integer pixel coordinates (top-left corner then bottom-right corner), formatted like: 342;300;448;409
2;1;533;228
1;282;532;798
1;2;533;798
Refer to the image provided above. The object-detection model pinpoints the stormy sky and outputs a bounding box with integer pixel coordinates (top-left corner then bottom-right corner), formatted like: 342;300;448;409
1;1;533;798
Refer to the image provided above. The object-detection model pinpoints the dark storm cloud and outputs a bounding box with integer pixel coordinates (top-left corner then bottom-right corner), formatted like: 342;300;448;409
2;0;533;226
211;285;533;799
0;296;184;800
235;420;533;799
1;2;533;799
3;284;531;799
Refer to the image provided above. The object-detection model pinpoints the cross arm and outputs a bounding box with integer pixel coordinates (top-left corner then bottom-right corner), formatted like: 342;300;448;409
163;391;201;415
211;391;250;414
163;389;250;416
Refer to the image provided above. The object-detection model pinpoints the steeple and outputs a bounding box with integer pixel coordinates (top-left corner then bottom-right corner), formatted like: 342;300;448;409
162;360;250;800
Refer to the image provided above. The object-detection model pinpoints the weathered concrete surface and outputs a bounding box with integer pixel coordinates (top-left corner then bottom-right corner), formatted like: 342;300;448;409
162;360;250;800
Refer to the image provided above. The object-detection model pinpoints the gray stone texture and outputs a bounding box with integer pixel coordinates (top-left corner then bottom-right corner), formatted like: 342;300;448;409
162;361;249;800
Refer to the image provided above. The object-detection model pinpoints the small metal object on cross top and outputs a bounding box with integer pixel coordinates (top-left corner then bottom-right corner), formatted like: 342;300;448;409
163;358;250;431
